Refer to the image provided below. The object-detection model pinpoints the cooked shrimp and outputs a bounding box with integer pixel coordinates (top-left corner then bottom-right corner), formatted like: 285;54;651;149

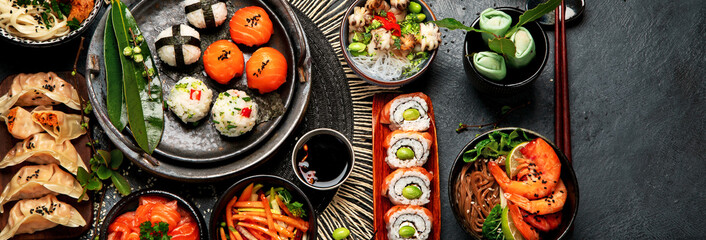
366;0;389;13
389;7;406;22
504;179;567;215
390;0;410;11
509;203;539;240
418;22;441;51
399;33;415;51
349;6;369;30
523;211;562;232
371;28;393;51
488;138;562;199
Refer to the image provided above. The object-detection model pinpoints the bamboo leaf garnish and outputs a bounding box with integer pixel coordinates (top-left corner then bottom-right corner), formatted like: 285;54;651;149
110;0;164;154
505;0;562;37
104;11;127;131
432;18;495;36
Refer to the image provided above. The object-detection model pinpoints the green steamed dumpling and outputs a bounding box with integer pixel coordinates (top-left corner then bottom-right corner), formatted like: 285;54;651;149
506;27;536;68
473;51;507;81
479;8;512;44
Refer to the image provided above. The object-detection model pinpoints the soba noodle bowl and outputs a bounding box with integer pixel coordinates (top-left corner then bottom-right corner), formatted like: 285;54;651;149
0;0;92;41
455;157;504;234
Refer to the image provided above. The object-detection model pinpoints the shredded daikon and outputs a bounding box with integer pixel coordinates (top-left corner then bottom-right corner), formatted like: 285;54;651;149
352;52;415;82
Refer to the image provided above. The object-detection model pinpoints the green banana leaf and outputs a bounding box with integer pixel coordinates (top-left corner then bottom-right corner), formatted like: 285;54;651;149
110;0;164;154
104;11;127;131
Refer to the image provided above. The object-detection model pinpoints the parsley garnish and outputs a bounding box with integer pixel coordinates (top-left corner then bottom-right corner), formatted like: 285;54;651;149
139;221;172;240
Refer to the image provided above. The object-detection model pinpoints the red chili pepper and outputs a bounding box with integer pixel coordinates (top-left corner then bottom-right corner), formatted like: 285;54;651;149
241;107;252;118
373;14;401;37
190;89;201;101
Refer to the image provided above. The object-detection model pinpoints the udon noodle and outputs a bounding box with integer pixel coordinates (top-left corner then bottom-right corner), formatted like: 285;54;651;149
456;157;503;234
0;0;86;41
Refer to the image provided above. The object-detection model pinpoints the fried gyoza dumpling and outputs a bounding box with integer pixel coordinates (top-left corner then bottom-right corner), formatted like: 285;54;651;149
0;133;87;175
1;106;87;141
0;164;87;213
0;195;86;239
0;72;81;115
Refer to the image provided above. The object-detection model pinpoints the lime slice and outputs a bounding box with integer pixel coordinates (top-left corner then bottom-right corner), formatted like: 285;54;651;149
506;142;529;178
502;206;525;240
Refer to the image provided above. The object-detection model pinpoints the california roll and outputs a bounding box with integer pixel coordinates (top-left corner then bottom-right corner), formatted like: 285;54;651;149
211;90;258;137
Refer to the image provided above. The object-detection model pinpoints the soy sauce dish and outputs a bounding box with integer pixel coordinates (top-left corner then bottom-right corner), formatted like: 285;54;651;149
100;189;207;240
292;128;355;190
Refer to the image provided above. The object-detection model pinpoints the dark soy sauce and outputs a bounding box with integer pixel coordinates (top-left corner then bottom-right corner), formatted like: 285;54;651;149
296;134;350;188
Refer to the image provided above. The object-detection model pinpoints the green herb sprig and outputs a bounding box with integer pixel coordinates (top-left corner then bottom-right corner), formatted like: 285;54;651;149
140;221;172;240
76;149;131;199
432;0;561;56
277;189;307;218
463;128;530;162
482;204;504;240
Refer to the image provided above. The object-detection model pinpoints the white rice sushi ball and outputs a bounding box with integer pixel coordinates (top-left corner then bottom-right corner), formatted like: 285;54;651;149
211;89;258;137
155;24;201;67
184;0;228;29
167;77;213;123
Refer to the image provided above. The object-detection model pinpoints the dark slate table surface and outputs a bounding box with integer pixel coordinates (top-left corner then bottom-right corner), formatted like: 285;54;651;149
1;0;705;239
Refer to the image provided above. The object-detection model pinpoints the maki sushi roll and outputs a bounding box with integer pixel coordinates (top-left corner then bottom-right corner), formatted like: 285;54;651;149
184;0;228;29
155;24;201;67
211;90;258;137
203;40;245;84
385;205;433;240
167;77;213;123
380;92;431;131
229;6;274;47
383;131;432;169
246;47;288;94
382;167;433;206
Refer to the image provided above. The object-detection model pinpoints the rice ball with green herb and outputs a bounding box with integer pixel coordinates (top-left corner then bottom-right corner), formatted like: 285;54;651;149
167;77;213;123
211;89;258;137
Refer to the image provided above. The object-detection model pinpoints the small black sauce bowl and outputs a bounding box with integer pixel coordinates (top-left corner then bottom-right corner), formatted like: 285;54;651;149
291;128;355;190
209;175;317;239
463;7;549;96
340;0;439;87
99;189;208;240
448;127;579;240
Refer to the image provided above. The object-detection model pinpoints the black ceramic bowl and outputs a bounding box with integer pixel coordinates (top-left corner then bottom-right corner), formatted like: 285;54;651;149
463;7;549;96
0;0;102;48
209;175;317;239
99;189;208;240
291;128;355;190
340;0;439;87
448;127;579;239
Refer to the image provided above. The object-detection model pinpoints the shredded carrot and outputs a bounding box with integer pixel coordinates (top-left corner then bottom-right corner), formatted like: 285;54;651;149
33;112;59;128
275;196;292;216
230;215;294;237
220;227;227;240
239;212;309;231
6;108;17;131
234;201;264;208
238;222;282;240
231;229;243;240
260;194;275;232
239;183;254;202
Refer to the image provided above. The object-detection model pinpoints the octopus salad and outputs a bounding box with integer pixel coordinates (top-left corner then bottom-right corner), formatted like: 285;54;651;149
347;0;441;81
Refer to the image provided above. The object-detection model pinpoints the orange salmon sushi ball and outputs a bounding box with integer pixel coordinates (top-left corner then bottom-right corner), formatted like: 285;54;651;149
229;6;274;47
203;40;245;84
246;47;287;94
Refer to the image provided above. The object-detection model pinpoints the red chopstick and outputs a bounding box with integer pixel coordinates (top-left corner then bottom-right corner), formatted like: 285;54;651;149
554;5;564;154
554;0;572;163
560;0;572;163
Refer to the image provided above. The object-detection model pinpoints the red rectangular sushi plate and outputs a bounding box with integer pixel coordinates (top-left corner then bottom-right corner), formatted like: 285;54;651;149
372;93;440;240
